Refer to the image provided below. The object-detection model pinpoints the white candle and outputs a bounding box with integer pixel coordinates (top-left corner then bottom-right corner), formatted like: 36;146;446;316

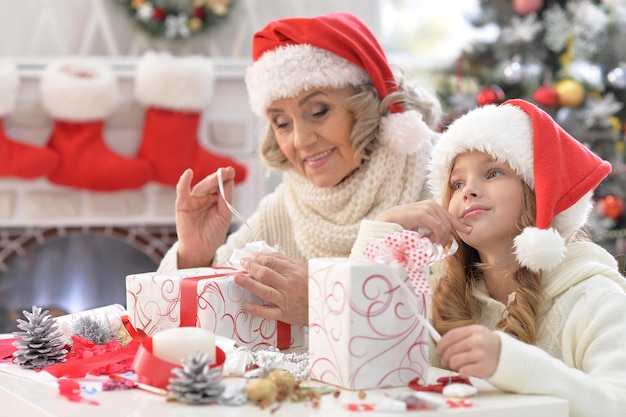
152;327;216;365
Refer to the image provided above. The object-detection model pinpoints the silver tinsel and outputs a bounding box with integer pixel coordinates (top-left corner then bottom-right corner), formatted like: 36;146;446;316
246;346;310;381
12;306;68;369
167;351;226;405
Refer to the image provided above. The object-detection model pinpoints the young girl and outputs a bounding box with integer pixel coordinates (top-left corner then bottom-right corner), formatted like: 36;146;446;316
352;99;626;416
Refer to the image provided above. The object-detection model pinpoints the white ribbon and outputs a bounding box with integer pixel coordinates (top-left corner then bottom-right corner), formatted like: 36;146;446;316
165;13;190;39
217;167;251;230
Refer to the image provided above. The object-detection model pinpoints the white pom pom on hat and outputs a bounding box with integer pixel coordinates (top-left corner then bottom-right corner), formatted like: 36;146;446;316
244;12;432;154
428;99;612;272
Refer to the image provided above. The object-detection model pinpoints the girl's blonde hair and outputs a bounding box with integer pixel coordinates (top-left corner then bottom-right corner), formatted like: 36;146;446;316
259;71;441;170
431;168;544;344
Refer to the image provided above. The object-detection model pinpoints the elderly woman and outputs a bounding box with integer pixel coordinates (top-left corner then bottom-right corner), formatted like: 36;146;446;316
158;12;441;326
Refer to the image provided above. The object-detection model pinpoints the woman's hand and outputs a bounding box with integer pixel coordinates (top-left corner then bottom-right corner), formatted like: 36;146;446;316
233;252;308;326
375;200;471;246
174;167;237;268
437;325;501;379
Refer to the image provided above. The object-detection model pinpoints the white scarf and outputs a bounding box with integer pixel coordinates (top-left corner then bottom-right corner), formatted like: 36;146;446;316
282;143;431;260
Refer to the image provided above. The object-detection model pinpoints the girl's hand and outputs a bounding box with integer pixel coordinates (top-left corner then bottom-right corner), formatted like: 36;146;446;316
437;325;501;379
174;167;236;268
375;200;471;246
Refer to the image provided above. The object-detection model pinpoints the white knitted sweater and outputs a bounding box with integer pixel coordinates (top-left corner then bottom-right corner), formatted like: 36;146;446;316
158;143;432;271
353;220;626;417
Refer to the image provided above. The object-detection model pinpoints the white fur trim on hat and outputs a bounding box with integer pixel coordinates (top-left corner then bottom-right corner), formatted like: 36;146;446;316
428;104;534;204
40;57;119;121
135;52;215;111
514;227;566;272
0;59;19;117
245;44;369;117
553;190;594;236
514;192;593;272
380;110;432;154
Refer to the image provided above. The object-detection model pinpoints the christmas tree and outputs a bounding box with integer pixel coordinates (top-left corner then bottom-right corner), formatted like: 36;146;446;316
436;0;626;256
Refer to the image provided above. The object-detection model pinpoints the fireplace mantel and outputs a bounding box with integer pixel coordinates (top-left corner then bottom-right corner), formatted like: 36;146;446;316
0;58;278;317
1;58;274;229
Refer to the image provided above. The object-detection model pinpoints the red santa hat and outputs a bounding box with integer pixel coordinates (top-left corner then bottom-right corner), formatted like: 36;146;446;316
244;12;431;153
428;99;612;272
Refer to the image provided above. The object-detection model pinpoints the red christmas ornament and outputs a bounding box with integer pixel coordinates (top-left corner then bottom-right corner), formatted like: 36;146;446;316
154;7;167;21
476;85;505;106
533;84;558;107
193;6;205;19
513;0;543;15
597;194;625;220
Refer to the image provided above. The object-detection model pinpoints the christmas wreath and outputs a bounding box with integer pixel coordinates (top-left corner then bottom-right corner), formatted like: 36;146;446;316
114;0;234;40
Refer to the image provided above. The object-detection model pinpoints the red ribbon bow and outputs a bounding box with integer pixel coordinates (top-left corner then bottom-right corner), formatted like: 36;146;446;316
364;230;452;295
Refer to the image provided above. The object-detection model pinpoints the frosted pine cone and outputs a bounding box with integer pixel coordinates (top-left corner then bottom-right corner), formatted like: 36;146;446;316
167;351;225;404
12;306;68;369
72;316;115;345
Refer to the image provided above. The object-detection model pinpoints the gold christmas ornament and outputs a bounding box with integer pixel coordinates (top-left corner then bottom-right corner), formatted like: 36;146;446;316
609;116;621;133
268;369;299;391
246;378;278;405
189;17;203;32
554;78;585;107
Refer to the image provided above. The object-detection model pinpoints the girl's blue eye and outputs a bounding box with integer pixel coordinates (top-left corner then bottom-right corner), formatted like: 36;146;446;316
487;170;504;179
451;181;463;191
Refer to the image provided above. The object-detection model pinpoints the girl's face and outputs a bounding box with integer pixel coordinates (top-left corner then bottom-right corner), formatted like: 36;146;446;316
266;87;361;188
447;151;525;254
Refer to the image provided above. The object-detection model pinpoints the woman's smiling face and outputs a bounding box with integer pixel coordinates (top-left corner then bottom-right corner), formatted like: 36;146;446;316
266;87;361;187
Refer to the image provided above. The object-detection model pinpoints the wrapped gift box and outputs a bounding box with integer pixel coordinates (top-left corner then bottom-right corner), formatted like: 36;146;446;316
308;258;429;390
126;267;304;350
55;304;127;345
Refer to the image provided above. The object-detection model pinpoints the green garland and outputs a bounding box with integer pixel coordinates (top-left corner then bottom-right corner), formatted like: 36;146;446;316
114;0;234;40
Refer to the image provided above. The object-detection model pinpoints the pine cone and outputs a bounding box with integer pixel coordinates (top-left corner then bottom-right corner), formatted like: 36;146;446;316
72;316;115;345
167;351;225;404
12;306;68;369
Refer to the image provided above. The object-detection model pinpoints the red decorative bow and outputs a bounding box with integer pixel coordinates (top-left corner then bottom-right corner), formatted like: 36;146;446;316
364;230;455;295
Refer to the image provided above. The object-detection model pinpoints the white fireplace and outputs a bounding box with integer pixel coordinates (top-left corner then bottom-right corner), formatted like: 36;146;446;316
0;58;276;325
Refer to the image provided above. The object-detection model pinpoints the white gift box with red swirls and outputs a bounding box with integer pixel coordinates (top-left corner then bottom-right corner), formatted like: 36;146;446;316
55;304;127;345
308;258;429;390
125;267;304;350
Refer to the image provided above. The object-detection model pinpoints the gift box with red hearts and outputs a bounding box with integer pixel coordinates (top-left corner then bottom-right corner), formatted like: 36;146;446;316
125;267;304;350
308;257;430;390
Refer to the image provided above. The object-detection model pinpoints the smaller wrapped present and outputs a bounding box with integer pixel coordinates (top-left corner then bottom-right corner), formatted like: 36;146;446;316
308;230;456;390
125;266;304;350
308;258;429;390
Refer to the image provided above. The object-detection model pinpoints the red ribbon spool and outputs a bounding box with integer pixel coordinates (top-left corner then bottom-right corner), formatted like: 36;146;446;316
132;337;226;390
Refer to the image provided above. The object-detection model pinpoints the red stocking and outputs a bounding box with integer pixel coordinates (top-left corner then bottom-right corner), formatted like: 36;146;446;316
0;120;59;179
135;52;248;187
40;58;152;191
0;60;58;178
